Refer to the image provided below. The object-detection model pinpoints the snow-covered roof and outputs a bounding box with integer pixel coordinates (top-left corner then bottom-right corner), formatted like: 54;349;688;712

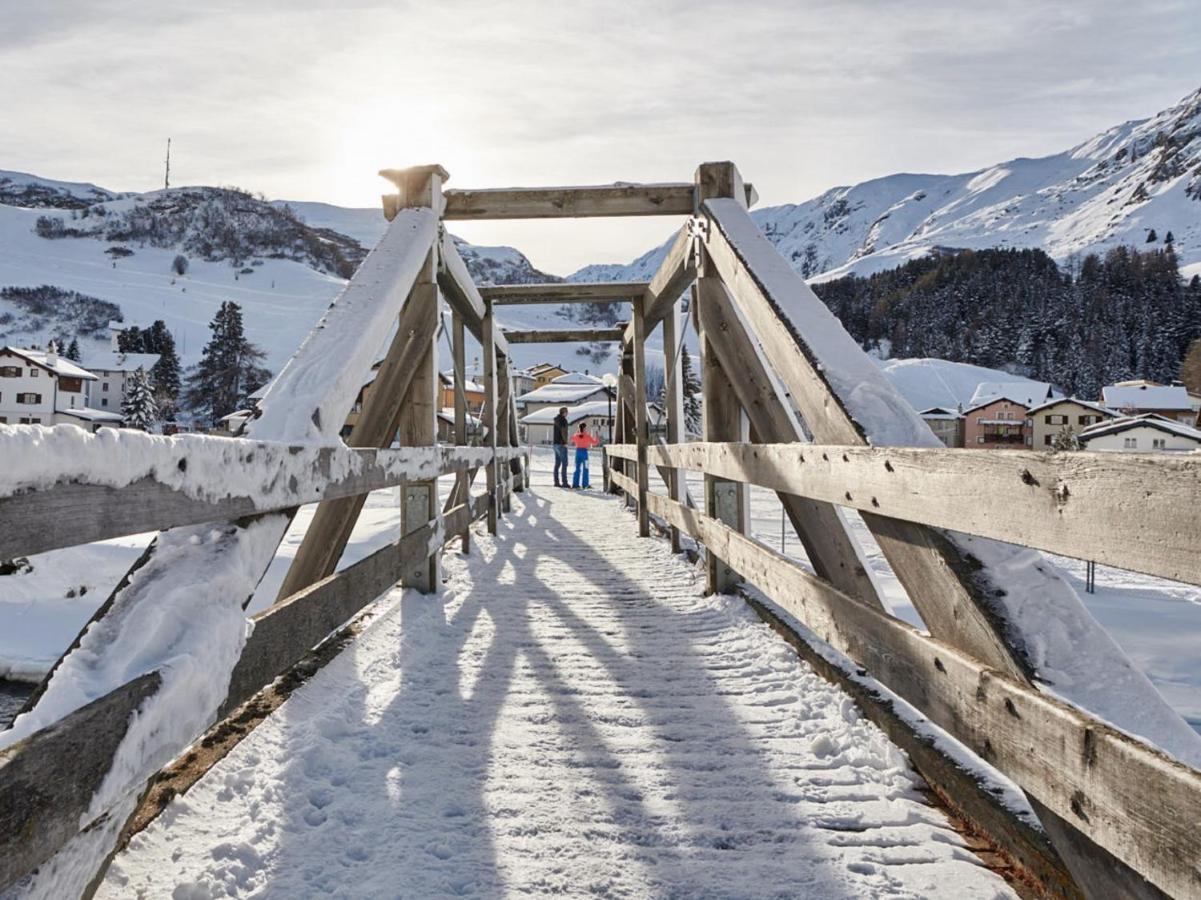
918;406;961;420
550;372;602;385
438;371;485;392
80;349;160;374
435;407;483;427
1100;383;1192;412
1;346;98;380
57;407;124;423
527;362;566;375
517;382;611;404
219;409;254;423
1027;397;1117;417
1080;414;1201;443
967;381;1052;410
520;399;660;426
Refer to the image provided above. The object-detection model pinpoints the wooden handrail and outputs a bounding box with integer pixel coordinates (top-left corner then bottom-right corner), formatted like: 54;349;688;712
607;442;1201;588
0;443;525;560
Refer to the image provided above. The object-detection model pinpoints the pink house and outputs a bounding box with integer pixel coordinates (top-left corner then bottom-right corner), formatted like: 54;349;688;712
963;397;1032;449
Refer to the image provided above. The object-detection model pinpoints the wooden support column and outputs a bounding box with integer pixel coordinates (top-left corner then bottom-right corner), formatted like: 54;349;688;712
481;298;499;535
497;355;513;514
452;310;470;554
696;162;748;594
619;342;638;510
660;293;685;553
276;165;447;602
631;295;650;537
507;382;525;493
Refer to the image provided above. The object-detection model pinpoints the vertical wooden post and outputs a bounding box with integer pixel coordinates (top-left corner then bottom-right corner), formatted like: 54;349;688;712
619;343;637;510
481;298;499;535
452;309;470;554
661;293;685;553
695;162;749;594
631;295;650;537
508;385;525;493
497;355;513;514
397;174;443;593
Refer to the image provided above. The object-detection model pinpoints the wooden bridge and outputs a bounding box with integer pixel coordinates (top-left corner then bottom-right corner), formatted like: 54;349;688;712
1;163;1200;898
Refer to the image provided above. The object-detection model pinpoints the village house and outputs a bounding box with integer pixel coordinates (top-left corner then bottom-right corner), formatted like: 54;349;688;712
1100;382;1195;424
437;371;485;414
436;408;485;443
0;344;122;431
510;367;536;403
527;362;569;389
1027;398;1117;448
80;348;161;414
520;399;664;445
517;373;612;418
918;407;963;447
1080;414;1201;453
962;382;1054;449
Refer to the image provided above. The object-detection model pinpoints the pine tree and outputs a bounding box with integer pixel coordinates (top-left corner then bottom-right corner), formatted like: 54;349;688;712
122;367;159;431
184;300;271;426
117;326;143;353
143;320;182;416
680;350;702;435
65;338;81;362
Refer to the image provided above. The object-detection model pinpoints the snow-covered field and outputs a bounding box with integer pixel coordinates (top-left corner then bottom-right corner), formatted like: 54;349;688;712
97;455;1014;899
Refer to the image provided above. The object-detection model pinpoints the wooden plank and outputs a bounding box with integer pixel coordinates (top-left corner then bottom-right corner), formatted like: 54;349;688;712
660;294;686;553
694;276;885;607
437;232;510;358
609;442;1201;589
631;295;650;537
701;200;1030;679
452;310;471;553
643;488;1201;899
482;297;499;535
0;673;161;892
443;182;695;219
482;282;646;304
501;327;626;344
0;444;521;561
497;356;513;514
631;225;698;340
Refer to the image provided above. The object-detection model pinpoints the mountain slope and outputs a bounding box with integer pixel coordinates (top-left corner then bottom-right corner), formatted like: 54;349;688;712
569;86;1201;284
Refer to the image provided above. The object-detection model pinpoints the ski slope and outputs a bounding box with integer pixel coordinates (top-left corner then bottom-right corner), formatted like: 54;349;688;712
98;455;1013;899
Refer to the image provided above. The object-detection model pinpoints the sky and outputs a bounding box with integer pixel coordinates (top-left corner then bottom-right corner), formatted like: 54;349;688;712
1;0;1199;275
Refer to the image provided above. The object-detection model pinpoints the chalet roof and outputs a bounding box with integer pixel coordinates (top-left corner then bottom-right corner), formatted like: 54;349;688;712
550;372;602;385
2;346;97;380
918;406;961;420
1027;397;1117;417
57;407;124;423
438;371;485;392
527;362;566;375
80;349;161;375
520;399;661;426
1100;383;1192;412
517;382;611;404
435;407;483;428
967;381;1053;410
1080;414;1201;443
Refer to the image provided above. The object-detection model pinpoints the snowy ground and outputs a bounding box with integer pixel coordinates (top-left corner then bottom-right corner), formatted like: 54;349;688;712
97;453;1011;899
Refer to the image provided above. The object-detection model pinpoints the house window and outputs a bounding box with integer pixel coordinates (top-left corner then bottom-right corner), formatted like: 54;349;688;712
1046;414;1067;425
101;398;108;407
16;393;41;404
1153;438;1166;450
29;368;38;378
977;436;984;444
0;366;19;377
1044;434;1053;445
0;416;6;423
1124;437;1137;449
19;417;41;424
1079;415;1097;426
102;382;109;392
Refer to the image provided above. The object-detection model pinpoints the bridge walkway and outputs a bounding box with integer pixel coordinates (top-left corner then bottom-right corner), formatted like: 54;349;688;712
98;456;1014;899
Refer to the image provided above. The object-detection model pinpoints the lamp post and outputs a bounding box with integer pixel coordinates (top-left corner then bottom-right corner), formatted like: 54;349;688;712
602;372;617;444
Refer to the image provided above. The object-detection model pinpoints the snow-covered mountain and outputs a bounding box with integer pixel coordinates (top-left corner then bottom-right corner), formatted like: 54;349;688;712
569;86;1201;284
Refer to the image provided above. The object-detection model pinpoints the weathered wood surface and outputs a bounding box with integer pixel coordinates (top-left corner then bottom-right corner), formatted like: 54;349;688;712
642;487;1201;899
0;445;519;562
501;326;627;344
631;295;650;537
660;293;686;552
437;231;510;358
482;282;646;304
443;182;695;219
701;197;1030;679
0;673;161;892
694;276;885;607
482;297;500;535
452;310;471;551
608;442;1201;589
631;225;698;340
223;493;487;718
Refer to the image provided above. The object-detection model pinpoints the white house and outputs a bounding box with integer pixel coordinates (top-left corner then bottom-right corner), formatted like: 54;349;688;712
968;381;1054;409
0;345;123;430
1079;414;1201;452
520;399;664;445
80;348;161;414
517;373;613;417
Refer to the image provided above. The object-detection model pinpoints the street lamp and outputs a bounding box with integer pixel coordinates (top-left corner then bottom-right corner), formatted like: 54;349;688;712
602;372;617;444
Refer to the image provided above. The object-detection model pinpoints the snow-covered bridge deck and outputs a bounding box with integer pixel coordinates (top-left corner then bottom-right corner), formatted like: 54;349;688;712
99;461;1011;899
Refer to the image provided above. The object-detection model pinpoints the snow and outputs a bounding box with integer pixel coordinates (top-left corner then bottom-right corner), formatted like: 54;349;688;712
550;371;602;385
2;345;96;380
515;382;610;405
967;381;1053;409
1101;383;1193;412
1080;414;1201;442
96;453;1014;900
520;399;617;425
875;358;1046;413
78;349;161;374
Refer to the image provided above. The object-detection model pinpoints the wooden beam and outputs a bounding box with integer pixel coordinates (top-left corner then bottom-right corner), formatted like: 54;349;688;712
452;310;470;553
660;293;686;553
482;298;499;535
637;225;698;338
443;182;695;219
631;295;650;537
642;488;1201;899
608;442;1201;588
501;326;626;344
694;279;885;607
481;282;646;304
0;445;522;561
437;232;510;359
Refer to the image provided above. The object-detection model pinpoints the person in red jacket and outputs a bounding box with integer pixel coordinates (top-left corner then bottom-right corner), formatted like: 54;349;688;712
570;422;600;489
